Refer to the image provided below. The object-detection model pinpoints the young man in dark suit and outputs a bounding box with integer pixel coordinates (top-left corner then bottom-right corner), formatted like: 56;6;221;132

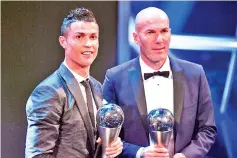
25;7;123;158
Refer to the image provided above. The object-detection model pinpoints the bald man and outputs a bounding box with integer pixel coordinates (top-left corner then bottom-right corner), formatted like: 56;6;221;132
103;7;217;158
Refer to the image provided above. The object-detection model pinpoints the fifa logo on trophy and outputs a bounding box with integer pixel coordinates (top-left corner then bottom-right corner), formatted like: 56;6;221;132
147;108;174;148
96;103;124;158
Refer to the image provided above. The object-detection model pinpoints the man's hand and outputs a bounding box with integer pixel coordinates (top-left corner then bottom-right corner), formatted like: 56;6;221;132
141;146;169;158
96;137;123;158
96;137;102;144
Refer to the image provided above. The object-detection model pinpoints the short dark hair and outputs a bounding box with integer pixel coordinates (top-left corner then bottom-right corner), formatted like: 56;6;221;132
61;7;97;36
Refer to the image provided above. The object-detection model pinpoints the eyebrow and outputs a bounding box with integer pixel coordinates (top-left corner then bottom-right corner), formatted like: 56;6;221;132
145;29;155;32
162;28;170;30
145;27;170;31
74;32;98;35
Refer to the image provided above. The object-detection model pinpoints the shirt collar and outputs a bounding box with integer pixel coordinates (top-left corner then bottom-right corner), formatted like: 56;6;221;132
63;59;89;83
139;56;172;80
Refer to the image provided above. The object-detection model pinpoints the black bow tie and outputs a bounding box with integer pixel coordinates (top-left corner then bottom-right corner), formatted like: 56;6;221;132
144;71;170;80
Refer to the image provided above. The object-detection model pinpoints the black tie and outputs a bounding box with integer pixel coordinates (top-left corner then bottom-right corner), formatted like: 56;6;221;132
81;79;95;128
144;71;170;80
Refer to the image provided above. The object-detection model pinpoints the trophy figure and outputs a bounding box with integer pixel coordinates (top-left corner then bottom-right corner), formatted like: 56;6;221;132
96;103;124;158
147;108;174;148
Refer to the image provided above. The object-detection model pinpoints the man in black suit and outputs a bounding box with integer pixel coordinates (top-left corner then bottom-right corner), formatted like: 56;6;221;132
103;7;216;158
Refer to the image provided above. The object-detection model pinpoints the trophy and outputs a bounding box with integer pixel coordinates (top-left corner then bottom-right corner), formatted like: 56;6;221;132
96;103;124;158
147;108;174;148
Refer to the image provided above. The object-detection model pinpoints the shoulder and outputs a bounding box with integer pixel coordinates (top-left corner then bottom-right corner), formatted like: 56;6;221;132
173;57;202;68
106;57;138;75
38;71;63;90
171;57;204;76
29;69;66;101
90;76;102;88
26;70;66;114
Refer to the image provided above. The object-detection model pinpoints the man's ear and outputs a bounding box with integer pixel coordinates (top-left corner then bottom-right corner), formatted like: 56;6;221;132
59;36;67;49
133;32;140;45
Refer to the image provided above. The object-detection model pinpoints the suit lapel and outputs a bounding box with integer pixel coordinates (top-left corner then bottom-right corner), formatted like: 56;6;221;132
170;57;184;125
173;72;184;125
89;77;103;156
89;78;103;110
58;64;96;152
129;57;149;138
169;57;185;150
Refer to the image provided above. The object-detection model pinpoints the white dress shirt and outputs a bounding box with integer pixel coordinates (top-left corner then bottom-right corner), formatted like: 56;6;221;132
63;60;97;126
136;56;174;158
140;56;174;115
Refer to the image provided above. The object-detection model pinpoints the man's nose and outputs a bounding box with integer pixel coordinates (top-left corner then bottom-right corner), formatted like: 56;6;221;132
156;34;163;43
84;38;93;47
